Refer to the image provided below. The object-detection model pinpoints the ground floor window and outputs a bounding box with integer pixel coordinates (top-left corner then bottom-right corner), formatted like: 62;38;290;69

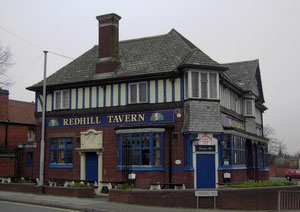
258;143;268;168
49;137;73;168
219;134;246;168
118;132;164;169
232;136;246;165
26;152;33;166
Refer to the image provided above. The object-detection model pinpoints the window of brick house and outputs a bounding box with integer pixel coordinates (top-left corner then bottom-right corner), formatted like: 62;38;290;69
49;137;73;168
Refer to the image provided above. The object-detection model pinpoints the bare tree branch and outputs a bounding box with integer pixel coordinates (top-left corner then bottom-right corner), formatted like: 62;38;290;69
264;124;286;156
0;43;14;87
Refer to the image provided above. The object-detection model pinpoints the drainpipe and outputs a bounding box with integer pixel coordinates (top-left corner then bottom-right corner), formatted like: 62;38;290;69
169;128;173;184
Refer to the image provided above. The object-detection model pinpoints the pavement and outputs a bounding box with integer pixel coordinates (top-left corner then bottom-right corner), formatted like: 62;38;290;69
0;190;271;212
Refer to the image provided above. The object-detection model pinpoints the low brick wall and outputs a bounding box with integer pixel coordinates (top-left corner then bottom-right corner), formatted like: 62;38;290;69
269;165;290;177
0;183;95;198
0;157;15;177
0;183;39;193
109;186;300;210
44;186;95;198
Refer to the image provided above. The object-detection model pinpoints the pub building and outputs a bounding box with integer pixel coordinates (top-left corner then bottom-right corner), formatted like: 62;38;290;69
27;13;268;189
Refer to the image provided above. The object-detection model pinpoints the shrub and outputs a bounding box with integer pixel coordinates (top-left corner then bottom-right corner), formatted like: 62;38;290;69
228;180;296;188
116;183;134;190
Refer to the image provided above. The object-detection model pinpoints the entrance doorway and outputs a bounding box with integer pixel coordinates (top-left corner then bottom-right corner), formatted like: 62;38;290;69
196;154;216;188
85;152;98;181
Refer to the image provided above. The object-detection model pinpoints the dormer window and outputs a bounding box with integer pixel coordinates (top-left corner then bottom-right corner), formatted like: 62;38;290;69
184;70;219;99
54;90;69;110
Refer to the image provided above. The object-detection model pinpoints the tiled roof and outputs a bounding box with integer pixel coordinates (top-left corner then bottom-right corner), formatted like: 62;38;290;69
8;100;35;125
222;59;259;92
28;29;226;90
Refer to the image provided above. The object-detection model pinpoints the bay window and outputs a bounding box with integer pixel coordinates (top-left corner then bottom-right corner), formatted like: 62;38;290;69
184;70;219;99
54;90;69;110
219;134;246;168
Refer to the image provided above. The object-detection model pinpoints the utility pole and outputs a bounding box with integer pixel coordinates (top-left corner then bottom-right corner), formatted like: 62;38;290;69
38;51;48;192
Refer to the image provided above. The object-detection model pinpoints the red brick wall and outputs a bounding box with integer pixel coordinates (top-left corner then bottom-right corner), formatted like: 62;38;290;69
0;157;15;176
109;186;300;210
0;91;9;120
269;165;290;177
7;124;29;148
0;124;6;146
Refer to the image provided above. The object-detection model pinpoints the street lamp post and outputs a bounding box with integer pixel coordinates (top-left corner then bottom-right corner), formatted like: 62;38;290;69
38;51;48;192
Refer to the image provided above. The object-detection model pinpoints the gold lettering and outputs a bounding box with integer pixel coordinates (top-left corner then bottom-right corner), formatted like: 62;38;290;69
138;114;145;122
113;116;119;123
131;114;137;122
90;117;95;125
125;114;130;122
95;117;101;124
74;118;80;125
63;119;69;126
117;115;124;122
107;115;113;123
69;118;74;125
87;117;90;125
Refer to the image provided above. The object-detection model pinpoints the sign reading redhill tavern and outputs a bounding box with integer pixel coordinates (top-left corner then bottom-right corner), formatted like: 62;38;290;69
46;110;175;128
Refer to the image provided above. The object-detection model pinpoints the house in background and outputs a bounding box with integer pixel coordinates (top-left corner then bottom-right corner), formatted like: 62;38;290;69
0;87;36;179
27;13;268;189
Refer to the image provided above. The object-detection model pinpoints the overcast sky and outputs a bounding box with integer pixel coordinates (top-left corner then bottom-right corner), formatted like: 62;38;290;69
1;0;299;154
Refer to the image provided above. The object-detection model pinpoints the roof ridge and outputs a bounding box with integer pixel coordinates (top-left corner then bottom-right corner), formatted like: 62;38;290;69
169;28;197;50
120;33;167;44
222;59;259;65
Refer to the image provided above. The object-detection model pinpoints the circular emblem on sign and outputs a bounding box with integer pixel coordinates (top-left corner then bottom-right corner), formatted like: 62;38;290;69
176;113;182;118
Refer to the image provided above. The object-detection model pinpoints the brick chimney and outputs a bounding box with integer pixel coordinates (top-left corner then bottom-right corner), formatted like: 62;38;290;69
0;88;9;120
96;13;121;74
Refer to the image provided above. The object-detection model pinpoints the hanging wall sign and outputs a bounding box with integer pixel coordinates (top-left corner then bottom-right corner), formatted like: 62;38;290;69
46;110;175;128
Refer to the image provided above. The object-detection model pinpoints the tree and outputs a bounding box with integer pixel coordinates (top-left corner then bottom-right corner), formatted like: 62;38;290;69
0;43;13;87
264;124;286;156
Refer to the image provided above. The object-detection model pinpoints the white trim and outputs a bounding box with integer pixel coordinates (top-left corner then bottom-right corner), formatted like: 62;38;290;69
184;70;219;100
128;81;148;104
54;90;70;110
192;136;218;189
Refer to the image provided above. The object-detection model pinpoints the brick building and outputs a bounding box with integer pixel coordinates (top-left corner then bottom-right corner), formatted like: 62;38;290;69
0;87;36;178
27;13;268;189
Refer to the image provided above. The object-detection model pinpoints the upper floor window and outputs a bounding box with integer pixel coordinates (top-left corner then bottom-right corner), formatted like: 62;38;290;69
244;99;255;117
129;82;147;104
28;129;35;141
54;90;69;110
184;70;219;99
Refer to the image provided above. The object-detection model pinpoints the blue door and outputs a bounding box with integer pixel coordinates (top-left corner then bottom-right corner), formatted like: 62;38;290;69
86;153;98;181
196;154;215;188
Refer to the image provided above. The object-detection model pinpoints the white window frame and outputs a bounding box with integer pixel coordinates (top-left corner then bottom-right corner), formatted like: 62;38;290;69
184;70;219;100
128;82;148;104
54;90;70;110
244;99;255;117
28;129;35;141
